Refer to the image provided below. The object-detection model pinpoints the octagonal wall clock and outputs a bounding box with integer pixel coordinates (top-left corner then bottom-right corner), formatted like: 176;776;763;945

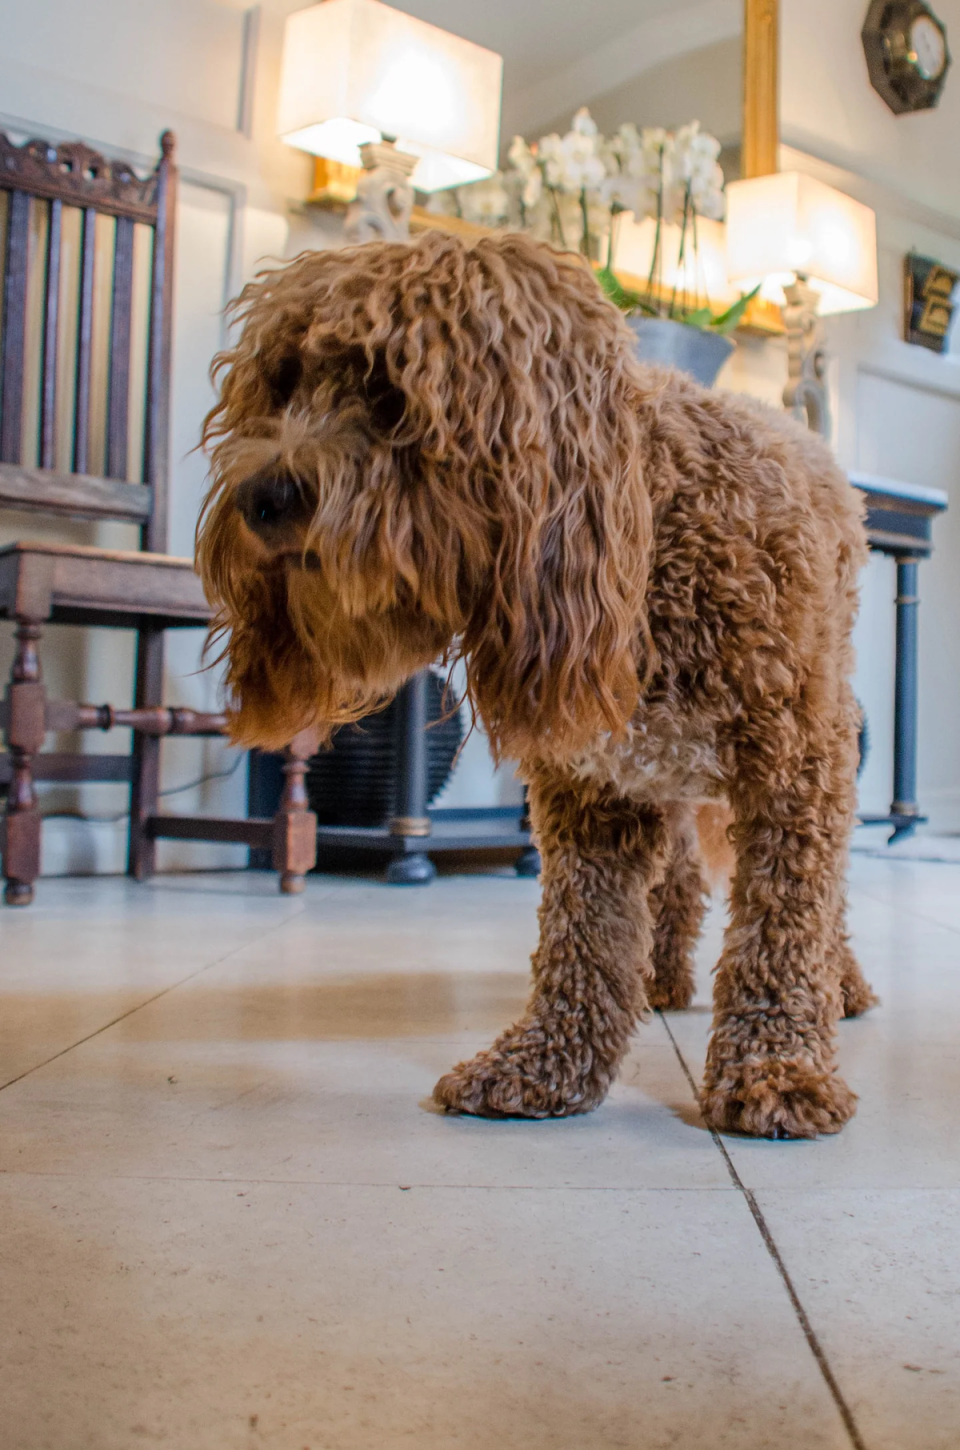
862;0;951;113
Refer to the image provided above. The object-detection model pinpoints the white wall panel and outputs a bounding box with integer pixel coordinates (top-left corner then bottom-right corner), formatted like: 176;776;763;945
782;0;960;224
0;0;249;132
854;371;960;830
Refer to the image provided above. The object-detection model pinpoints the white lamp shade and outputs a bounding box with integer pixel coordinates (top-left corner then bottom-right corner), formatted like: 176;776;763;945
278;0;503;192
613;214;739;308
725;172;878;315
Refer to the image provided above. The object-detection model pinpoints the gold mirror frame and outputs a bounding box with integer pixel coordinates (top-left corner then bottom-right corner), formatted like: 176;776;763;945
743;0;779;179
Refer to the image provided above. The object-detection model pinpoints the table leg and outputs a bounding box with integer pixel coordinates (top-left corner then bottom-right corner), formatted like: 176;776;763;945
890;556;920;842
515;786;541;877
387;671;436;883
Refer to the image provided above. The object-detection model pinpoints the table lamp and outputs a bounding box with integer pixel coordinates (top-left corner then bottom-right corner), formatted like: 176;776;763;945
278;0;503;242
725;171;878;435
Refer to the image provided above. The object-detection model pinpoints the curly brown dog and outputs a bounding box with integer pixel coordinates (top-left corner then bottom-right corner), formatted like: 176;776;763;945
197;229;876;1140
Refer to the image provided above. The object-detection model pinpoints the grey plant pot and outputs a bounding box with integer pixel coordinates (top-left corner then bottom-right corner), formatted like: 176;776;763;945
627;315;735;388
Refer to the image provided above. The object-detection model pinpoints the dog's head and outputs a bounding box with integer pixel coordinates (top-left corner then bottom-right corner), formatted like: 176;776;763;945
197;230;652;758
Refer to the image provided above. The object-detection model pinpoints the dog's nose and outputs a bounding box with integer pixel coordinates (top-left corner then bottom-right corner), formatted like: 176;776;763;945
236;468;308;542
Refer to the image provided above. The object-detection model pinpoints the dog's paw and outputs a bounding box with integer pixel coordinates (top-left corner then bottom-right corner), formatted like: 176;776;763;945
433;1026;609;1119
700;1059;857;1140
647;978;696;1012
841;969;879;1019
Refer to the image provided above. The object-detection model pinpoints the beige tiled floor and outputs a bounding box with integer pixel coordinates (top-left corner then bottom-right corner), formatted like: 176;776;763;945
1;856;958;1449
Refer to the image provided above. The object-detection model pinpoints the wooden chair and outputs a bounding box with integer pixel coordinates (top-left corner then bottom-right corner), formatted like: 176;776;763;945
0;130;317;905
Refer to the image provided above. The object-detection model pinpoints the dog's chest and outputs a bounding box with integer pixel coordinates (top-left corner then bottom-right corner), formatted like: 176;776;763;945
569;706;726;803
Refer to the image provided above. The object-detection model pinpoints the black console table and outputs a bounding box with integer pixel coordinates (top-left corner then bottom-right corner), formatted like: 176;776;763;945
849;472;948;841
248;670;538;884
317;671;538;882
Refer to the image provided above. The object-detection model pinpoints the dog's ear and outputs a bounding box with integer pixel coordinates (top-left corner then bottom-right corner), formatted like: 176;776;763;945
392;232;654;763
201;264;310;455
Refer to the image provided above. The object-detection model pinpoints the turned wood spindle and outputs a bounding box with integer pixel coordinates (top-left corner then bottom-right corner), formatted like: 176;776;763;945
3;622;46;906
273;729;319;894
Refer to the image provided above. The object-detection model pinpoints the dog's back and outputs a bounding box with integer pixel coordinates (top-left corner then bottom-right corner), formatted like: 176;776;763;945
628;367;868;728
633;367;866;602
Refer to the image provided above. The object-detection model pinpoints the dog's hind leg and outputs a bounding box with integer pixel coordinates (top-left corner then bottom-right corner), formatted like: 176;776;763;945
433;771;670;1118
833;914;878;1018
647;804;706;1011
823;811;876;1018
700;705;861;1140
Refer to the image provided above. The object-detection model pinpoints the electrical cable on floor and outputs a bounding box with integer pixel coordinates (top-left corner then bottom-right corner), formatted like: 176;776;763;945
37;752;245;824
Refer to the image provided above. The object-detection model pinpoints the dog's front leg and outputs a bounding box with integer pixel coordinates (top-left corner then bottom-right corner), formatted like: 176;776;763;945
433;773;670;1118
700;716;860;1140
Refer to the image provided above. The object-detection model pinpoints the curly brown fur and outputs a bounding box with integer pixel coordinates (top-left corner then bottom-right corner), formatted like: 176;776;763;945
196;229;874;1140
647;805;707;1012
434;777;669;1117
699;679;863;1139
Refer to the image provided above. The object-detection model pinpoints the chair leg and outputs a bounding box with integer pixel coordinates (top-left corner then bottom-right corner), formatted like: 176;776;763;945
128;629;163;881
272;729;318;894
2;621;46;906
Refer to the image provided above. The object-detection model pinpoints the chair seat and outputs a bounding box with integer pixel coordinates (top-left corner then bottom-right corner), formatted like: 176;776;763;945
0;540;212;629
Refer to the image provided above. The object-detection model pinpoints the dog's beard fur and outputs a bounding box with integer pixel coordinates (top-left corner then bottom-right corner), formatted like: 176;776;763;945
197;411;461;750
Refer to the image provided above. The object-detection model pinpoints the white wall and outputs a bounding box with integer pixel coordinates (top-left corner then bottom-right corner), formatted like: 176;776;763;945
537;35;742;147
4;0;959;865
0;1;312;873
781;0;960;222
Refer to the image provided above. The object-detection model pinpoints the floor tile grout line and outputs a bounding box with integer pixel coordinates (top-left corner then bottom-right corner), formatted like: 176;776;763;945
658;1011;870;1450
0;1171;754;1190
0;902;310;1096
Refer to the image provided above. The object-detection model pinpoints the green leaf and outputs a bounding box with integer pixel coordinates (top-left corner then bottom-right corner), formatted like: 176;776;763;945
595;265;640;311
679;306;714;329
595;268;760;332
704;284;761;336
595;266;657;315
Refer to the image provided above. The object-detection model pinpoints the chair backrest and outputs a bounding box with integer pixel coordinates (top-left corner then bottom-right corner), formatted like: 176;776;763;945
0;130;177;553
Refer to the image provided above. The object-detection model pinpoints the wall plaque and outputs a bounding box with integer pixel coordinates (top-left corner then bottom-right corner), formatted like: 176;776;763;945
904;252;958;352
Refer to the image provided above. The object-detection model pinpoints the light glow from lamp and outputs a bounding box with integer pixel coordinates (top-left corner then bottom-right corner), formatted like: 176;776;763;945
277;0;503;192
725;172;878;315
613;215;739;308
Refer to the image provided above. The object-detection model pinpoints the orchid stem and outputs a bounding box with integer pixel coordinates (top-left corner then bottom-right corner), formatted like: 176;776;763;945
647;146;664;313
549;186;567;251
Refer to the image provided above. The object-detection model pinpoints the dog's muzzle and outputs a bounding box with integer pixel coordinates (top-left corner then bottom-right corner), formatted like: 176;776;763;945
235;467;312;547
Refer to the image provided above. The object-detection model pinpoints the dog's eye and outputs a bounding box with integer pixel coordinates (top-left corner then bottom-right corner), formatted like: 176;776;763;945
359;352;406;432
270;354;302;406
367;382;406;432
236;466;312;538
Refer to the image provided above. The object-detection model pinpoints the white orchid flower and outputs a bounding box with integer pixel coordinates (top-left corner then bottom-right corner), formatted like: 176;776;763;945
571;107;599;137
522;168;543;208
458;172;511;227
691;164;726;220
507;136;536;179
535;132;566;189
499;111;725;266
506;135;546;209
